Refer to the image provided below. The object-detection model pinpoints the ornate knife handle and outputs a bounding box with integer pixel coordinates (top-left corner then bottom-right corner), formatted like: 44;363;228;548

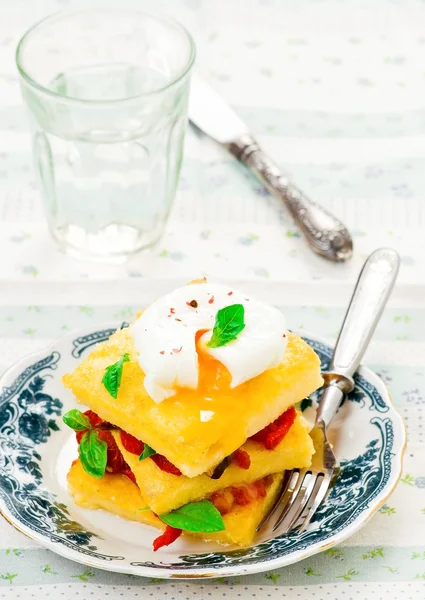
227;135;353;262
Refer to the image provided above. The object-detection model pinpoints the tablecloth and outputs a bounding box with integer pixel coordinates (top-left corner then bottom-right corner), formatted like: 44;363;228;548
1;0;425;598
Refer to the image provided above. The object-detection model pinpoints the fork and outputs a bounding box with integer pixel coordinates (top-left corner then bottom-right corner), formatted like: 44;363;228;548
257;247;400;535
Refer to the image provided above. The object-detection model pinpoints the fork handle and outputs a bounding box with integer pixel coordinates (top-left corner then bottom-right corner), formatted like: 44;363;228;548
316;247;400;428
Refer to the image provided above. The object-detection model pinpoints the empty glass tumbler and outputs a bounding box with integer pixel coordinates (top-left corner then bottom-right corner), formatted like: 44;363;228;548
16;9;195;261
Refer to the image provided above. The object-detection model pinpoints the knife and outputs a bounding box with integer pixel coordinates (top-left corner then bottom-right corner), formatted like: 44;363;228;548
189;74;353;263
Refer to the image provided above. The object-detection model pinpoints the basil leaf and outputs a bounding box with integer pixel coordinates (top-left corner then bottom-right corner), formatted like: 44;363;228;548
159;500;225;533
102;353;130;399
207;304;245;349
139;443;156;461
63;409;91;431
79;430;107;479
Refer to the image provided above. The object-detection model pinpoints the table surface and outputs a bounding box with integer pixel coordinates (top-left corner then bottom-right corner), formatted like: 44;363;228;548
1;0;425;598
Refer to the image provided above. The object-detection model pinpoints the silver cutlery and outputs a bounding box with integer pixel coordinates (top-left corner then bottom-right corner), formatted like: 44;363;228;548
189;74;353;263
257;247;400;535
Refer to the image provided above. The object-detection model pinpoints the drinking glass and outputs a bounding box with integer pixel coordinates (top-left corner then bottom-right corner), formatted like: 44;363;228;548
16;9;195;262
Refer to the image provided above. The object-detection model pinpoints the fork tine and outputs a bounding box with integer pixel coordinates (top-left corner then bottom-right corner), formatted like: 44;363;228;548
273;473;313;533
272;469;311;532
256;469;296;532
282;471;320;533
298;472;332;532
290;475;324;530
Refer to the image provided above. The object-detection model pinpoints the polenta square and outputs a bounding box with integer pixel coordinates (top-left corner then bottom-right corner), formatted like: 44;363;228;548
114;413;313;514
63;329;322;478
68;460;284;548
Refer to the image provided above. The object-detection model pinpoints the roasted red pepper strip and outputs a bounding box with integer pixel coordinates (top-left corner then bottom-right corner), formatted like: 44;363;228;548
210;489;234;515
253;479;267;498
153;526;182;551
84;410;104;428
76;417;183;477
75;410;104;444
264;406;296;450
152;454;182;476
233;448;251;469
97;430;127;474
120;430;145;455
250;406;296;450
76;430;86;444
75;420;139;482
120;431;182;476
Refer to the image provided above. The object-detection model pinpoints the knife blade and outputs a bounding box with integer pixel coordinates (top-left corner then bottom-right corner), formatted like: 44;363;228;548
189;74;353;263
189;74;249;143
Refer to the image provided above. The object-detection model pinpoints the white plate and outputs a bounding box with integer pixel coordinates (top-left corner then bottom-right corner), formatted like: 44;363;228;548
0;323;405;579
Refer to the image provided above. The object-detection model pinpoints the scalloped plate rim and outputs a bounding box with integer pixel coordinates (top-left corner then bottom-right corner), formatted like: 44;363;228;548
0;322;406;579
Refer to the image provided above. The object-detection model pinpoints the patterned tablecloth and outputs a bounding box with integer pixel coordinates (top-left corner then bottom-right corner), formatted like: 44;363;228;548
1;0;425;598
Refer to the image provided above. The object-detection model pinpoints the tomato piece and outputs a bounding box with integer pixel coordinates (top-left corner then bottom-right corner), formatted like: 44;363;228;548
210;489;234;515
76;430;86;444
152;454;182;476
120;430;145;455
153;525;182;551
249;428;267;445
249;429;267;445
122;467;137;485
76;426;131;477
84;410;104;428
75;412;116;447
98;421;116;430
211;477;270;514
229;479;268;506
264;406;296;450
98;430;126;474
250;406;296;450
262;474;274;487
233;448;251;469
229;485;252;506
253;479;267;498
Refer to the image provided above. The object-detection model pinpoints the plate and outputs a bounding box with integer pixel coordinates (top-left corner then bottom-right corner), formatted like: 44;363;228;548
0;323;405;579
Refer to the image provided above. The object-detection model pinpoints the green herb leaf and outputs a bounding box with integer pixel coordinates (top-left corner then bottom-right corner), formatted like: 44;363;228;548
207;304;245;349
63;409;91;431
159;500;225;533
79;430;107;478
102;353;130;399
135;507;151;512
139;443;156;461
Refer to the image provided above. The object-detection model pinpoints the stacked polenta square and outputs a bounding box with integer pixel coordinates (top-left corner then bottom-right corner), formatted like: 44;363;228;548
63;282;323;551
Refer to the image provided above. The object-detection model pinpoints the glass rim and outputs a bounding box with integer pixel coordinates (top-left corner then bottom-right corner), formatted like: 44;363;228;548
15;8;196;105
